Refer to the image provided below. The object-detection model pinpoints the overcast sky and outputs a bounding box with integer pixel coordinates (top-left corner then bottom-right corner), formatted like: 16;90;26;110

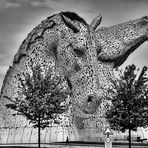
0;0;148;88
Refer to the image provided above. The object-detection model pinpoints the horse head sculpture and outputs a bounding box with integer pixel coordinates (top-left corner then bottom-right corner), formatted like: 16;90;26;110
1;12;148;118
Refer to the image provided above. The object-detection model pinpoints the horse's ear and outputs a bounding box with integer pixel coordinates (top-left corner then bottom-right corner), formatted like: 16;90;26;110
90;13;102;30
61;15;80;33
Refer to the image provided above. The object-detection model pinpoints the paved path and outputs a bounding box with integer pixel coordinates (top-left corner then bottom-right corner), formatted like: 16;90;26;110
0;144;102;148
1;143;148;148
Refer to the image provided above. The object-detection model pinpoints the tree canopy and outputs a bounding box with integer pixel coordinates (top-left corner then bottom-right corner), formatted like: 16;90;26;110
106;64;148;132
6;64;70;129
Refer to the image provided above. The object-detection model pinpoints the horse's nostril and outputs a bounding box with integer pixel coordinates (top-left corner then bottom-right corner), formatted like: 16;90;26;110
87;95;94;103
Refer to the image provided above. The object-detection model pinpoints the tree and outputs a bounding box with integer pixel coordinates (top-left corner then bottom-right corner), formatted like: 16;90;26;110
106;64;148;148
6;65;69;148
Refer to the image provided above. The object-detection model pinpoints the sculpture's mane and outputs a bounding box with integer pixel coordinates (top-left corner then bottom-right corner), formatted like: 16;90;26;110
60;11;88;33
61;11;88;26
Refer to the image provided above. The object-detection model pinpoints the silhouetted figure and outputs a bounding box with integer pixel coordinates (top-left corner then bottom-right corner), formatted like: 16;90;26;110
65;136;70;146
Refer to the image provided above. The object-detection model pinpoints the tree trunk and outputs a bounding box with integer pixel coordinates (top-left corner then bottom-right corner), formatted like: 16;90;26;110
38;114;41;148
129;127;131;148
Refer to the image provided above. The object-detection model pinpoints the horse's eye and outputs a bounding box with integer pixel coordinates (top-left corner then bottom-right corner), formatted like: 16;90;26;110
73;48;85;57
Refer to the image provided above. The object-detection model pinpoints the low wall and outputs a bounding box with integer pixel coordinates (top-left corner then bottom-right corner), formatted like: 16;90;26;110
0;126;74;144
0;126;105;144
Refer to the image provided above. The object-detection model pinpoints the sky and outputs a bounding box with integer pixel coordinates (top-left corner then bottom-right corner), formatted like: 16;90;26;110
0;0;148;88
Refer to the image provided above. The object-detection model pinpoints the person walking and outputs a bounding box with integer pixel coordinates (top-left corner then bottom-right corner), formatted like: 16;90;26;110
65;136;70;147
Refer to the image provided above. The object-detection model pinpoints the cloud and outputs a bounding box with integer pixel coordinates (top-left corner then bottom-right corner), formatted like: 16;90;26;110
3;0;47;8
0;66;8;75
120;0;148;2
0;66;9;89
3;2;20;8
0;0;52;10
